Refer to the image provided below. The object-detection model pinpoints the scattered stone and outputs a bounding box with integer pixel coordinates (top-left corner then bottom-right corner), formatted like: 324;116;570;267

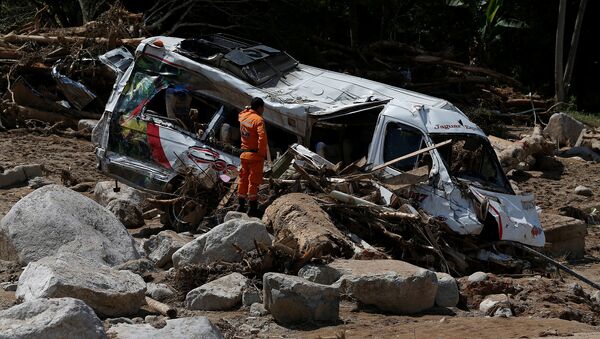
0;281;17;291
146;283;176;302
479;294;509;313
107;316;223;339
298;264;342;285
541;213;587;259
242;286;262;306
132;317;144;324
16;252;146;317
78;119;99;132
0;184;139;266
224;211;261;222
591;290;600;304
0;164;44;188
143;230;189;268
543;113;585;147
435;273;459;307
94;181;149;210
468;271;489;283
144;315;167;329
27;176;54;189
106;317;135;325
115;258;155;276
263;272;339;324
494;307;513;318
574;185;593;197
300;259;437;314
107;199;145;228
172;218;272;267
0;297;106;339
70;182;94;192
185;273;248;311
249;302;269;317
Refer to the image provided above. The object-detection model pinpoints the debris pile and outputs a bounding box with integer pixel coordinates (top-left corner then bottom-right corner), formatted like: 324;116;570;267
0;5;144;134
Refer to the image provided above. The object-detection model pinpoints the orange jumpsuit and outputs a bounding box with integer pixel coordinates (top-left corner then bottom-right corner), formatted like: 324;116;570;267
237;108;268;201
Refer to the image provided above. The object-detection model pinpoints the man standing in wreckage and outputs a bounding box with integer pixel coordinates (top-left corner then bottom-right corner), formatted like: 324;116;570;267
236;97;268;217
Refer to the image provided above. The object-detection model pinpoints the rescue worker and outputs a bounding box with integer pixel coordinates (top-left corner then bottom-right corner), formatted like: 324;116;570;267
236;97;268;217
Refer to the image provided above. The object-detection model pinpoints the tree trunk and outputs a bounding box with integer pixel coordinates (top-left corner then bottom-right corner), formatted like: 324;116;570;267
563;0;588;97
554;0;567;102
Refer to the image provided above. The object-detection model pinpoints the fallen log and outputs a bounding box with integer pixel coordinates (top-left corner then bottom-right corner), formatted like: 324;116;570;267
1;33;145;47
145;296;177;318
263;193;355;261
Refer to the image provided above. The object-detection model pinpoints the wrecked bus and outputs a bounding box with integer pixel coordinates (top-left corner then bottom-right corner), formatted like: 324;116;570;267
93;34;544;247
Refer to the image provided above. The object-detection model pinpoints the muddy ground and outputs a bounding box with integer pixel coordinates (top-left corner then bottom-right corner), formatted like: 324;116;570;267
2;130;600;338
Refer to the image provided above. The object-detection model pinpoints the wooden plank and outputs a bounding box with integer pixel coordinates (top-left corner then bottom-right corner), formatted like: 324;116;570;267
370;139;452;172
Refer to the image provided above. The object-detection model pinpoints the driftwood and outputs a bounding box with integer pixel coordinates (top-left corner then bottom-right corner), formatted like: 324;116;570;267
145;296;177;318
1;33;144;47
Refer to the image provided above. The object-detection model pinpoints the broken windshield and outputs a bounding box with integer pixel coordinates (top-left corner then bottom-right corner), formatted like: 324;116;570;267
431;134;513;194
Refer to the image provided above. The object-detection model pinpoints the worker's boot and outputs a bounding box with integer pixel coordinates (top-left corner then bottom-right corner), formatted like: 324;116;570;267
248;200;260;218
236;198;247;213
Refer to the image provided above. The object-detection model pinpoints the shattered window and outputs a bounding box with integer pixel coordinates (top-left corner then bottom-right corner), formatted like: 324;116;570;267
383;123;424;171
432;134;512;194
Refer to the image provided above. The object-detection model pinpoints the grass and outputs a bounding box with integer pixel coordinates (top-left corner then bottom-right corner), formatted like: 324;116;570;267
565;110;600;128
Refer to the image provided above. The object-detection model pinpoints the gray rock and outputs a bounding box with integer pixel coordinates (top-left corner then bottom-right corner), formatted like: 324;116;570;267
591;290;600;304
242;287;262;306
300;259;437;314
0;184;139;266
249;303;268;317
116;258;155;276
78;119;99;132
143;230;189;268
185;272;248;311
16;252;146;317
107;199;145;228
479;294;509;313
575;185;593;197
172;219;272;267
543;113;585;147
494;307;513;318
435;273;459;307
0;297;106;339
94;181;149;210
468;271;489;283
106;317;135;325
0;164;43;188
0;281;17;291
146;283;175;302
224;211;261;222
298;264;342;285
28;176;54;189
107;316;223;339
263;273;339;324
144;315;167;329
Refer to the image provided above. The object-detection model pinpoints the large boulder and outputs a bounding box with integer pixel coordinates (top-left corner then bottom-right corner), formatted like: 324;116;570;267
263;273;339;325
16;252;146;317
185;272;248;311
434;273;459;307
172;218;272;267
543;113;585;147
0;185;139;266
541;213;587;259
0;297;106;339
0;164;43;188
106;199;145;229
107;317;223;339
94;181;149;210
144;230;190;268
299;259;438;314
